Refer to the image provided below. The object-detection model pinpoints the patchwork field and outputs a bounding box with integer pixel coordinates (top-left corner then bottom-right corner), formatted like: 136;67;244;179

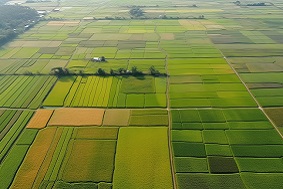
1;0;283;188
43;76;166;108
11;127;118;188
169;58;257;108
172;108;283;188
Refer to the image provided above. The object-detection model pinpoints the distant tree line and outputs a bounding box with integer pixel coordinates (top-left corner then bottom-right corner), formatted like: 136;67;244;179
173;5;197;7
99;15;205;20
50;66;167;77
127;6;204;20
0;5;39;46
234;1;267;6
247;2;266;6
102;66;166;77
129;6;144;18
98;66;165;77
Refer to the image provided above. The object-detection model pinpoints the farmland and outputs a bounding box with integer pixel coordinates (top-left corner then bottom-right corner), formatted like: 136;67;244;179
172;108;283;188
1;0;283;188
43;76;166;108
0;76;56;109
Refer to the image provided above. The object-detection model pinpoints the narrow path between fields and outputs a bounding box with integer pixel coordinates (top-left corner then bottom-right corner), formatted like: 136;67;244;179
164;54;177;189
157;33;177;189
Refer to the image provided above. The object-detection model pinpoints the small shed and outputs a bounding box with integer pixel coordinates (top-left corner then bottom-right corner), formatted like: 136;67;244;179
92;57;102;62
91;56;106;62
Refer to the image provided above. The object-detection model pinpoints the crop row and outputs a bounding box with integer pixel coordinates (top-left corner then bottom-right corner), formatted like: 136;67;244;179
0;76;56;109
43;76;166;108
0;110;34;162
0;110;37;189
67;76;113;107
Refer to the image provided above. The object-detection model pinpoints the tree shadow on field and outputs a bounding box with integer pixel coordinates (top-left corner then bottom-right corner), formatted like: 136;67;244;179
58;75;76;82
134;75;145;80
121;74;145;80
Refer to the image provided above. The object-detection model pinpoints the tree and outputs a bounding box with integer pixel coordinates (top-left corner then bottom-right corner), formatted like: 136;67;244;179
247;2;266;6
234;1;241;5
118;68;126;74
23;71;33;75
51;67;70;77
160;15;167;19
131;66;142;76
79;70;84;75
110;69;115;75
97;68;106;75
100;56;106;62
149;66;160;76
129;7;144;17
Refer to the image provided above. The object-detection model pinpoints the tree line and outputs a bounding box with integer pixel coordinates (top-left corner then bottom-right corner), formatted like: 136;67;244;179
50;66;166;77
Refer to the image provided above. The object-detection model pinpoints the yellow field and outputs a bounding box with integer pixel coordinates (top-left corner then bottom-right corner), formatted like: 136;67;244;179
26;109;54;129
48;108;105;126
11;128;57;189
160;33;175;40
32;128;64;189
103;109;130;126
178;20;206;30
